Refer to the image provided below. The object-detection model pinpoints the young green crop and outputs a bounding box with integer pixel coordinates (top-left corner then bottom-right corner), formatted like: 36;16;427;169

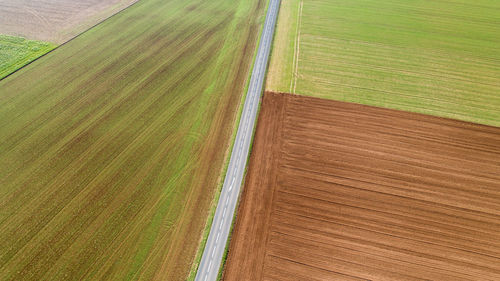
267;0;500;126
0;0;265;280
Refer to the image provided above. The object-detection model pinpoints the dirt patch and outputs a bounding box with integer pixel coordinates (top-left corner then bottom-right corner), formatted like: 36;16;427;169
223;91;500;280
0;0;137;43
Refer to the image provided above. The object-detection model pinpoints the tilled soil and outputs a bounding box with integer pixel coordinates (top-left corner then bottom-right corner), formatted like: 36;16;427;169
223;91;500;281
0;0;137;43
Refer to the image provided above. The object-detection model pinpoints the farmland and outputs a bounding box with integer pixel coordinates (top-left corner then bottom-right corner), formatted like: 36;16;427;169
0;0;266;279
224;92;500;280
0;35;56;80
266;0;500;126
0;0;137;43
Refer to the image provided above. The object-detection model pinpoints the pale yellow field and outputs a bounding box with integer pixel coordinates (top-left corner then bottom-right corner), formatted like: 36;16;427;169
267;0;500;126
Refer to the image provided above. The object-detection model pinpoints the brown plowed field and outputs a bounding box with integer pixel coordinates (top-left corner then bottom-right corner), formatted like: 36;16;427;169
223;92;500;281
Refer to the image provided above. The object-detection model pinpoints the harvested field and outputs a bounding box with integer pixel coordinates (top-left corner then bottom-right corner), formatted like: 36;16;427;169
0;0;137;43
224;92;500;281
266;0;500;126
0;0;265;280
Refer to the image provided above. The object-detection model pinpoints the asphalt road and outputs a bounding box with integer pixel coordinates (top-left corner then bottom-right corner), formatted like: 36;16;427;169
194;1;281;280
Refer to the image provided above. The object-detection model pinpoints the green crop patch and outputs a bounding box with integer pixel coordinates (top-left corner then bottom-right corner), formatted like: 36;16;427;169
0;0;265;280
0;35;56;80
267;0;500;126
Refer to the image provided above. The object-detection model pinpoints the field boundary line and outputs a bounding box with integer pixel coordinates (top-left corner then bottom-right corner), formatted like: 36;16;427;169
291;0;303;94
0;0;140;82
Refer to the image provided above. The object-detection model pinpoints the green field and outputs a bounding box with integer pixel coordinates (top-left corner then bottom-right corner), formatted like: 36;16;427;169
267;0;500;126
0;0;265;280
0;35;56;80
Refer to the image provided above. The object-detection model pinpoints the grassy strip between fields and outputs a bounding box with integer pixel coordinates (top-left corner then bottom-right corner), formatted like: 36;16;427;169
0;34;56;80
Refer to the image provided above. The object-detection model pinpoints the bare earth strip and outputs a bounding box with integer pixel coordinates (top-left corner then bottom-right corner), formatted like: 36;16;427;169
224;91;500;281
0;0;138;43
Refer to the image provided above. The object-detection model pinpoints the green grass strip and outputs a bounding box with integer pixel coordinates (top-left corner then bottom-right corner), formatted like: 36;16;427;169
0;34;56;80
